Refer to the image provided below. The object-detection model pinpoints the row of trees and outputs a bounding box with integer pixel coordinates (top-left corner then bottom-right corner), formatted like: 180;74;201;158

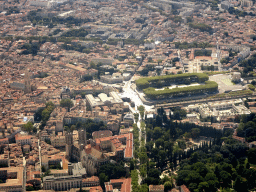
34;102;55;130
51;29;62;36
174;42;213;49
106;38;144;46
136;73;209;90
28;10;89;27
188;23;212;32
228;7;255;17
132;123;140;159
15;36;57;44
61;28;89;37
131;170;148;192
130;122;170;190
169;107;187;120
248;84;255;91
143;81;218;99
194;49;212;57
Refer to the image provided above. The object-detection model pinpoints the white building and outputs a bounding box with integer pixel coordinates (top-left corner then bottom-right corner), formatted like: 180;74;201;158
100;72;131;84
86;92;123;109
187;99;250;120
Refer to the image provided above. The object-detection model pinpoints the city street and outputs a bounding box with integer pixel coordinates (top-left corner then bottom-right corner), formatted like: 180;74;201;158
119;79;154;112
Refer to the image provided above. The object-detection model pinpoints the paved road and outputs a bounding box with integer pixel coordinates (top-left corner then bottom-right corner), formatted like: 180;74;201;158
119;79;154;112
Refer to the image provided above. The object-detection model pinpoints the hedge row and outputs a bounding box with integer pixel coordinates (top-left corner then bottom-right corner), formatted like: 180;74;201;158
248;84;255;91
135;73;209;90
143;81;218;99
208;89;253;99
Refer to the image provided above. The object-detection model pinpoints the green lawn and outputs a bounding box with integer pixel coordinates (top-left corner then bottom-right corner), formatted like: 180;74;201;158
221;78;234;86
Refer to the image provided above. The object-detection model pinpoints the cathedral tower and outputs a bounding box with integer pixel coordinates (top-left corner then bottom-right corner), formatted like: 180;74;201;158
65;130;73;162
78;128;87;151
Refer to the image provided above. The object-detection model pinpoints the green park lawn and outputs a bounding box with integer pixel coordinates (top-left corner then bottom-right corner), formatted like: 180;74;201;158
221;78;234;86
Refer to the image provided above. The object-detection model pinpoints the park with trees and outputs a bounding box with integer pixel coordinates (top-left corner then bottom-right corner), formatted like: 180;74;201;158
239;53;256;77
188;23;213;33
130;107;256;192
22;121;36;134
34;101;55;130
64;119;106;140
60;98;74;111
235;113;256;143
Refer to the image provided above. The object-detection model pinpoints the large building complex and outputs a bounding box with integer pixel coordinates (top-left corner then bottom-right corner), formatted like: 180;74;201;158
0;167;24;192
43;162;99;191
81;133;133;175
186;99;251;121
100;72;132;84
86;92;123;109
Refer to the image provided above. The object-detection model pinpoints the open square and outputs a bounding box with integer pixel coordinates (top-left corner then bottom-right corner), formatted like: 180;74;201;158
221;78;234;86
209;74;245;93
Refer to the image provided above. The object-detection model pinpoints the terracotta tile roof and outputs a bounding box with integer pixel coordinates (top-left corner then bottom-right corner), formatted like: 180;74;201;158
181;185;190;192
89;186;103;192
83;176;99;182
106;178;131;192
149;185;164;192
105;184;113;192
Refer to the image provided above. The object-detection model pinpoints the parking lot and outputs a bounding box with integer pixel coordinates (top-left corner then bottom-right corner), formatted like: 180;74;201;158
209;74;245;93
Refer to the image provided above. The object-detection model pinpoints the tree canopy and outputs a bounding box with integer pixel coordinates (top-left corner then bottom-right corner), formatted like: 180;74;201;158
60;98;74;109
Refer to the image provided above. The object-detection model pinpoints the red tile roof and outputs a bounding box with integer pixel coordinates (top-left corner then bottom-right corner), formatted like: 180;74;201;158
149;185;164;192
106;178;131;192
181;185;190;192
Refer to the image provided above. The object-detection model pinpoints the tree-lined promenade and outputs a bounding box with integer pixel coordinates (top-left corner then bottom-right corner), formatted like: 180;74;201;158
135;73;218;99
